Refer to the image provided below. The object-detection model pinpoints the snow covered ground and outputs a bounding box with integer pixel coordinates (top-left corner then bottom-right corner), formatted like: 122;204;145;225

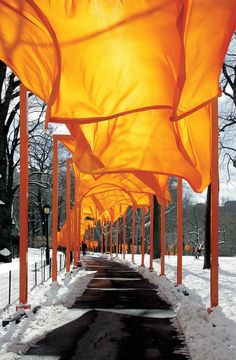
0;251;235;360
116;254;236;360
0;248;66;310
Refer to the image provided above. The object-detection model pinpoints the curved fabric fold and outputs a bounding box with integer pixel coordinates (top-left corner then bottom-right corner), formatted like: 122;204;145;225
0;0;61;113
173;0;236;119
68;109;203;192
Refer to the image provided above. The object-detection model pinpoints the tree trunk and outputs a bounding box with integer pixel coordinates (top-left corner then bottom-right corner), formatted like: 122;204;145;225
0;119;13;261
203;185;211;269
153;195;161;258
0;62;16;261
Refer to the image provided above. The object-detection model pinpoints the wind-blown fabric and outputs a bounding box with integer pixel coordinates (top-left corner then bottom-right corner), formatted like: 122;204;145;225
0;0;60;115
82;190;149;221
1;0;235;123
68;110;204;192
69;161;170;205
61;142;170;205
0;0;236;197
173;0;236;120
174;106;211;191
0;0;182;124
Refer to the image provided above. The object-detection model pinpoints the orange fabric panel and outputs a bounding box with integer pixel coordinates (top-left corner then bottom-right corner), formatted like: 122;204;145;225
71;161;170;205
82;190;131;217
1;1;235;198
37;0;181;124
0;0;182;123
0;0;235;125
81;188;148;221
173;0;236;119
174;105;211;192
0;0;60;107
68;109;203;192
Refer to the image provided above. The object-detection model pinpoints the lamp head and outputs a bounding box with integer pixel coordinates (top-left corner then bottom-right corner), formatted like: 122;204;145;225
43;204;51;215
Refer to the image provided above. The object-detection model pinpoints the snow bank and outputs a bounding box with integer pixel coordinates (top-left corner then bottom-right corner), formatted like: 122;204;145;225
0;267;95;357
115;255;236;360
0;252;236;360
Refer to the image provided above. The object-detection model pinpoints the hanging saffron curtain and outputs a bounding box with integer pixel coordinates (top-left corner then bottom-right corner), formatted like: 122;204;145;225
1;0;235;195
67;110;203;192
0;0;60;116
173;0;236;119
67;146;171;204
0;0;182;124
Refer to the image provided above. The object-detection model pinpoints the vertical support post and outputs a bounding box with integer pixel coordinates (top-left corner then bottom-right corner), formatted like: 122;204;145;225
101;218;104;254
18;84;30;309
49;258;52;278
210;98;219;308
92;220;95;251
116;219;119;257
45;214;50;266
73;207;77;267
105;221;108;254
35;262;37;286
74;172;81;264
77;203;81;263
123;214;126;259
131;207;135;263
66;159;71;273
9;270;12;305
161;205;166;276
141;206;145;267
89;225;91;252
149;196;154;271
177;177;183;285
43;260;46;282
52;137;58;281
110;219;113;257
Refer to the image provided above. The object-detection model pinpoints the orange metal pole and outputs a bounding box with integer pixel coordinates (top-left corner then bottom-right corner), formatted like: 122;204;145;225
141;206;145;267
161;205;166;276
73;207;77;267
93;220;95;251
110;220;113;257
105;221;108;253
123;214;126;259
66;159;71;273
131;207;136;263
149;196;154;272
177;177;183;285
71;209;74;262
116;219;119;257
88;225;91;251
210;98;219;308
101;218;103;254
52;137;58;281
19;84;30;308
77;203;81;262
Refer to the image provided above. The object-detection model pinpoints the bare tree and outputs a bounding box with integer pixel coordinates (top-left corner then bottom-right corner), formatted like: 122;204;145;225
0;61;47;261
219;32;236;177
203;34;236;268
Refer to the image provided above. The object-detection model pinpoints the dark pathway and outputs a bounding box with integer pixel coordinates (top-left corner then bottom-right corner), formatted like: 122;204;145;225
21;256;190;360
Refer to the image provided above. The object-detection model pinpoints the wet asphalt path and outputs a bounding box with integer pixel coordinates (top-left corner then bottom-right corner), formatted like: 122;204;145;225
21;256;190;360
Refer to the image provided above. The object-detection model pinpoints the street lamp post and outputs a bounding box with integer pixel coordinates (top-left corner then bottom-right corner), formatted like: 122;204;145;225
43;204;50;266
